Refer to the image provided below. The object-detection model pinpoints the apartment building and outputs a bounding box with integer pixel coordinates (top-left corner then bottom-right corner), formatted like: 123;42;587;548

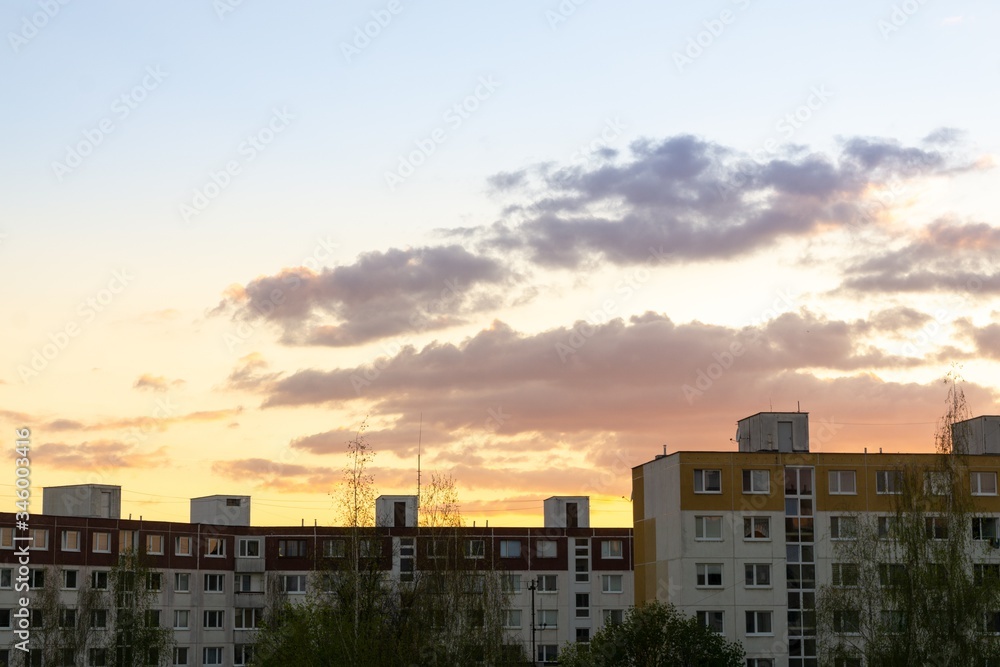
0;490;633;666
633;411;1000;667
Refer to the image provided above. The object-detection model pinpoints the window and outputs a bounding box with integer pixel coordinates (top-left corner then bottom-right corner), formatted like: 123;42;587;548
878;516;898;539
925;471;950;496
832;563;859;587
747;660;774;667
603;609;624;625
696;516;723;540
537;645;558;664
464;539;485;559
29;569;45;589
833;659;862;667
89;649;108;666
696;563;723;588
746;610;773;635
322;538;345;558
91;531;110;553
876;470;903;494
694;469;722;493
881;610;906;633
829;470;857;494
499;539;521;558
697;610;724;633
174;610;190;629
118;529;135;553
427;538;448;559
743;516;770;540
574;537;589;583
501;609;521;628
145;609;161;627
203;610;224;629
575;593;590;618
235;574;262;593
0;568;10;589
973;517;1000;540
61;530;81;551
576;628;590;643
834;610;861;635
281;575;307;593
206;537;226;557
30;609;43;627
278;539;306;558
830;516;858;540
503;574;522;593
926;516;949;540
175;536;192;556
203;648;223;665
204;574;225;593
92;571;109;590
972;472;999;496
602;574;623;593
537;574;557;592
743;469;770;493
234;645;254;666
745;563;771;587
62;569;78;590
601;539;623;559
234;607;262;629
91;609;108;628
879;563;907;587
172;647;189;666
539;609;558;628
147;572;162;591
146;534;164;554
360;538;381;558
174;573;190;592
537;540;557;558
0;609;10;629
976;564;1000;585
0;528;12;548
30;529;48;550
987;612;1000;634
59;608;76;628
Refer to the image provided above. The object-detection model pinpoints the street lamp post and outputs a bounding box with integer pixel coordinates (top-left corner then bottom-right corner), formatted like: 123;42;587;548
528;576;537;665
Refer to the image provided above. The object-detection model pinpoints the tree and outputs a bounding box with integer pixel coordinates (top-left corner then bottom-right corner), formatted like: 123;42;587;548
557;601;745;667
251;432;527;666
816;375;1000;666
12;566;103;666
106;549;173;667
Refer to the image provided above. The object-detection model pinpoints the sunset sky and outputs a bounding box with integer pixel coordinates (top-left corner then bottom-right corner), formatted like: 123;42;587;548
3;1;999;527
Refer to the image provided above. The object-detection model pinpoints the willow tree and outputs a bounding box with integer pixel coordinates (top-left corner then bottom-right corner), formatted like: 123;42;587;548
106;549;173;667
817;376;1000;666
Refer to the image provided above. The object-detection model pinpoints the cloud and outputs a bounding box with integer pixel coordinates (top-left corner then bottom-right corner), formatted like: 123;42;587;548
261;311;924;411
482;133;973;269
215;245;519;348
840;219;1000;295
211;458;339;493
32;441;169;470
289;423;453;458
43;408;243;434
227;353;282;392
133;374;185;392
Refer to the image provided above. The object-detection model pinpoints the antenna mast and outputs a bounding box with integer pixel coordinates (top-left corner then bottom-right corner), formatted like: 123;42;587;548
417;413;422;506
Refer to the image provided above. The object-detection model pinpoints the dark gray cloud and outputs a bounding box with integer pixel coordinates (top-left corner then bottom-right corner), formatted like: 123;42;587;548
482;134;970;269
216;245;518;347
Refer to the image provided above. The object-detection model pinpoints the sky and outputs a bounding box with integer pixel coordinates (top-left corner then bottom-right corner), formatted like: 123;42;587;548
2;0;999;527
